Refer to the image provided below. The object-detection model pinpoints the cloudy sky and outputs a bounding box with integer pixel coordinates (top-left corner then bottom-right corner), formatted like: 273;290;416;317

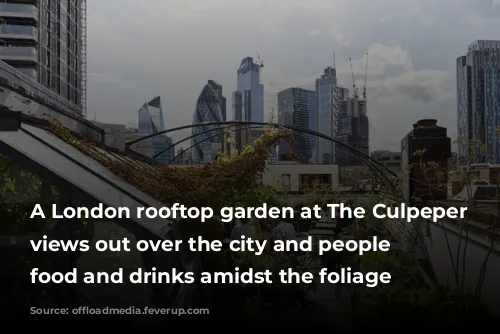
87;0;500;151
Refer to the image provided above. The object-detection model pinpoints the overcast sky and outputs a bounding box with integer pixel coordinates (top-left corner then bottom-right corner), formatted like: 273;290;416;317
87;0;500;151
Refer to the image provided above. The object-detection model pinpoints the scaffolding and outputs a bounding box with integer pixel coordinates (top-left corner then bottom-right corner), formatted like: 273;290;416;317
80;0;88;118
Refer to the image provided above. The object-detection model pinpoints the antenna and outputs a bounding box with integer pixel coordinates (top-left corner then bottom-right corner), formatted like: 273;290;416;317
255;51;264;68
349;58;358;98
363;53;369;100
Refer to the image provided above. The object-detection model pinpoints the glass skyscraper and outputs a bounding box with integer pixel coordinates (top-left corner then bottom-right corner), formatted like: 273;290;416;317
136;95;173;164
138;96;166;134
0;0;87;115
334;97;369;166
277;87;316;162
232;57;264;150
483;68;500;163
456;40;500;164
314;66;349;163
191;80;226;164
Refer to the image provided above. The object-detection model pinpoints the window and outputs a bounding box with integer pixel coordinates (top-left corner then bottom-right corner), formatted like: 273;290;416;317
281;174;291;191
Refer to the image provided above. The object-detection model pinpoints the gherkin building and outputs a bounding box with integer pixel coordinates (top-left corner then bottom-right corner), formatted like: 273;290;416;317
191;80;227;163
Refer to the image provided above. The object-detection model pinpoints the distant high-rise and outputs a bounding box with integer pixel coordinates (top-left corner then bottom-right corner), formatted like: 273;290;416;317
0;0;88;115
277;87;316;162
136;96;172;164
457;40;500;164
191;80;226;164
138;96;166;134
314;66;349;163
335;97;369;166
233;57;264;150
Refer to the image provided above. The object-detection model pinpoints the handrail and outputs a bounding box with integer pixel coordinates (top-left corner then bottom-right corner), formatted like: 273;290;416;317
0;60;82;115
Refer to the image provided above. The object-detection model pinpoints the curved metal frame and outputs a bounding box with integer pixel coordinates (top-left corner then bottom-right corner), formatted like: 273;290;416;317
126;121;396;186
169;125;263;164
155;124;238;159
171;125;394;188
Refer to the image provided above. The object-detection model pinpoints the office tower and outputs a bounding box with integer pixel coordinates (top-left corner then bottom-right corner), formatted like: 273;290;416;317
402;119;451;203
277;87;316;162
232;57;264;150
135;95;172;164
457;40;500;164
334;97;369;166
314;66;349;163
0;0;88;115
138;96;166;134
191;80;226;164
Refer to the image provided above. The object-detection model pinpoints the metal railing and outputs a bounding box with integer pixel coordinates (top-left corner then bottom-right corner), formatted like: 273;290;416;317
0;25;38;39
0;46;37;58
0;59;83;115
0;3;37;18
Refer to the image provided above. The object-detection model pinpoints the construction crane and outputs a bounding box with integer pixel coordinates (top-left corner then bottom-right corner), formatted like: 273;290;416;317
349;58;358;98
255;51;264;68
363;53;369;100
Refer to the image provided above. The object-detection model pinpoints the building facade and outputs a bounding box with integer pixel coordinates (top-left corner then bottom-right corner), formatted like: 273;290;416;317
277;87;316;162
334;97;369;166
457;40;500;164
172;162;340;193
191;80;226;164
483;68;500;164
401;119;451;203
138;96;166;134
232;57;264;150
135;95;173;163
91;120;127;151
371;150;401;172
0;0;87;115
314;66;349;164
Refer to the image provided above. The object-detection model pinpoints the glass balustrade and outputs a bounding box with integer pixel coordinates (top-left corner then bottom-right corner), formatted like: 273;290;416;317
0;25;38;39
16;67;37;80
0;46;37;58
0;60;83;115
0;3;38;19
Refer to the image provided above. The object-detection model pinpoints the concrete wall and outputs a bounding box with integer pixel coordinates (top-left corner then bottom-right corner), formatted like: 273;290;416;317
0;85;103;142
263;163;339;191
91;121;127;151
172;163;339;192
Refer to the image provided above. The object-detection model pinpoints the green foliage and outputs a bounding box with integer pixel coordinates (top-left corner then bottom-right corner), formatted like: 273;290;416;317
0;155;47;235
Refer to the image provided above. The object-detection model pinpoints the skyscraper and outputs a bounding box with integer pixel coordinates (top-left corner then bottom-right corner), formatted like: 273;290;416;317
457;40;500;164
138;96;166;134
136;95;172;164
314;66;349;163
191;80;226;164
233;57;264;150
277;87;316;162
0;0;88;115
335;97;369;166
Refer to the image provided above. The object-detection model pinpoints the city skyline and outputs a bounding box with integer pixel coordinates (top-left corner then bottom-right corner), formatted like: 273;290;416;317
85;0;500;151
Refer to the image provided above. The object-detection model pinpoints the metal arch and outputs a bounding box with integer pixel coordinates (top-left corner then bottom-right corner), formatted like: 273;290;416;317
126;121;244;146
154;123;249;160
171;124;394;187
169;125;264;164
126;120;396;181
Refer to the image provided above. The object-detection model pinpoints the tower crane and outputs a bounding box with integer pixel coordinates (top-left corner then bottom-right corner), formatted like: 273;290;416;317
349;58;358;98
255;51;264;68
363;53;369;100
